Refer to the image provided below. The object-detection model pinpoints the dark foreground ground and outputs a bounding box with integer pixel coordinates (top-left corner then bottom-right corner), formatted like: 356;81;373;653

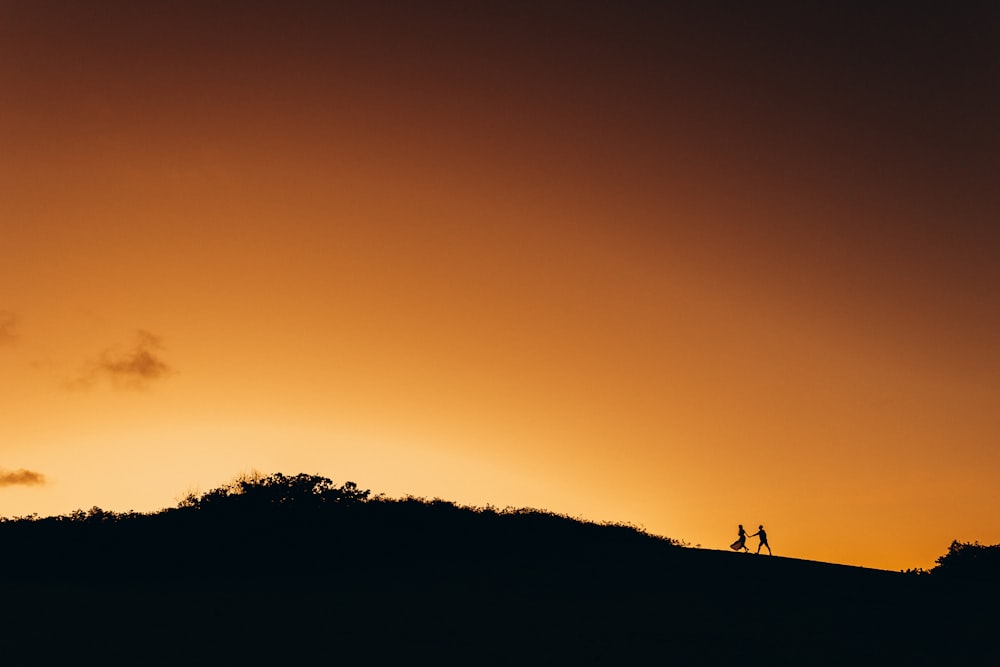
0;479;995;665
5;550;992;666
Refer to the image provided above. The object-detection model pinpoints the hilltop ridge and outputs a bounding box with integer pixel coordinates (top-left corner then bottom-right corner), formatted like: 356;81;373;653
1;472;995;665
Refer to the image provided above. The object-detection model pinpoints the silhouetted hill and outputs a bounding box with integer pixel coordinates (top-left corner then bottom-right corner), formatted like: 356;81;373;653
1;473;996;665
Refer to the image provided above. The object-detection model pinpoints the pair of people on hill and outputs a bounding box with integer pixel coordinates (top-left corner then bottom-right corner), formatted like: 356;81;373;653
731;524;771;554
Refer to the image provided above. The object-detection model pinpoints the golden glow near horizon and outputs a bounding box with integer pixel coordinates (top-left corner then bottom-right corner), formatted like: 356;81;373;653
2;3;998;570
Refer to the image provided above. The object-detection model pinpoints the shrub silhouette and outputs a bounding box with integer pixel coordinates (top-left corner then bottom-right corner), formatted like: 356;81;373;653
179;471;370;512
931;540;1000;582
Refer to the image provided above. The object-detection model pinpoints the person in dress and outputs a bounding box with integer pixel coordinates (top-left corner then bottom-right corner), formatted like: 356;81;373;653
730;524;749;552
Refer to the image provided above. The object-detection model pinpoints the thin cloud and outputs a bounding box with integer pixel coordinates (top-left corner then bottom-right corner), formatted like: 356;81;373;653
73;330;175;390
0;468;45;487
0;311;17;346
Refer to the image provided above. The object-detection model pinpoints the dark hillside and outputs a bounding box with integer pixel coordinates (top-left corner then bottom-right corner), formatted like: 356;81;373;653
0;473;995;665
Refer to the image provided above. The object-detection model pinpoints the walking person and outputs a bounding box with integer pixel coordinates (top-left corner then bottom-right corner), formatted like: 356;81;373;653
730;524;750;552
750;525;771;555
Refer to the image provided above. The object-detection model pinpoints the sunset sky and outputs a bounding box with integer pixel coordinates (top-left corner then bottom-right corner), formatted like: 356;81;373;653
2;1;998;570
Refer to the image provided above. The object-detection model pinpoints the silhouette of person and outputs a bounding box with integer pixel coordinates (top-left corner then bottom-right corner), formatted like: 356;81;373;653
750;525;771;555
730;524;749;552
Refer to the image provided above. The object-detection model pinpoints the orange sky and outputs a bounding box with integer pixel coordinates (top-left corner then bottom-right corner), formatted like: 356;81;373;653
2;1;998;570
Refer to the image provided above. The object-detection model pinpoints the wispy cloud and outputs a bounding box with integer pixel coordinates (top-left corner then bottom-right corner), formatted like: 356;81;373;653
0;311;17;346
0;468;45;487
72;330;175;390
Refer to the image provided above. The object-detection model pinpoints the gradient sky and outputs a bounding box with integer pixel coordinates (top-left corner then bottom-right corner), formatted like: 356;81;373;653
2;1;998;570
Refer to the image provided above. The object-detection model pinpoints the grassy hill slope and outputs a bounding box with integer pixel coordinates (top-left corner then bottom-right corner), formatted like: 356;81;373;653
0;473;994;665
